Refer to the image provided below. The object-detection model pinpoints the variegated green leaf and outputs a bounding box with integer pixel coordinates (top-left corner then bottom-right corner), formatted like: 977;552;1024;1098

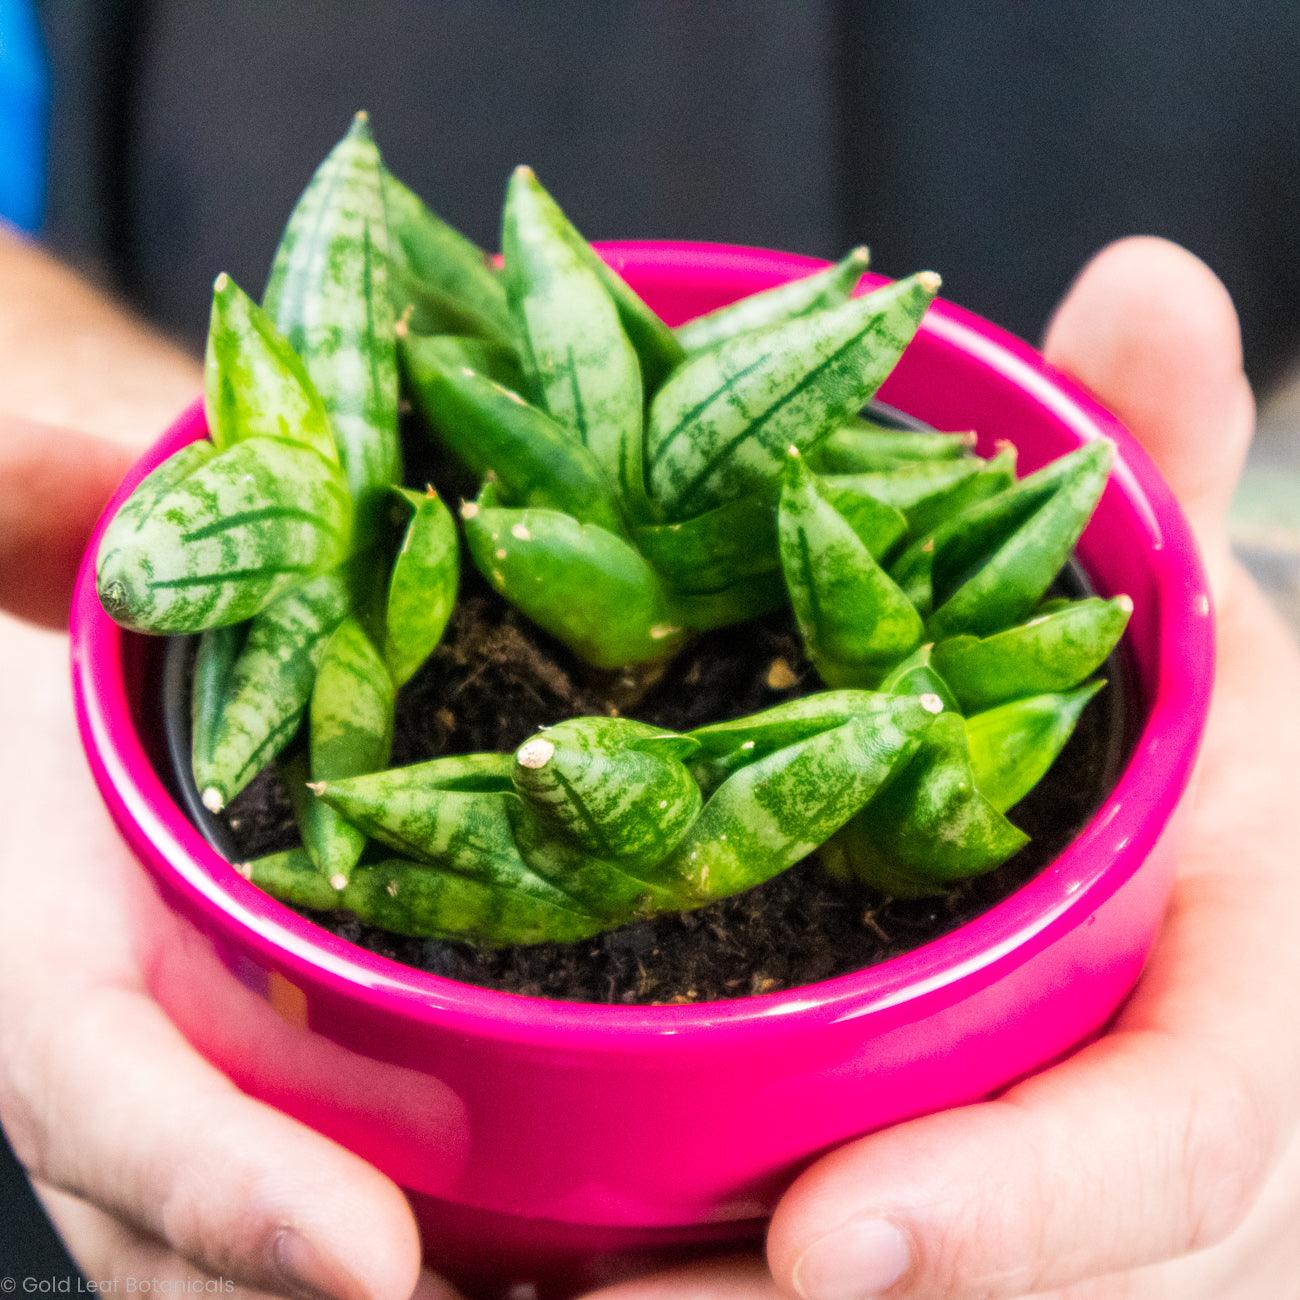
507;800;678;921
813;446;1016;541
298;617;396;887
676;247;870;354
246;846;605;946
823;712;1027;898
400;339;624;533
190;623;246;781
383;168;514;347
399;329;524;394
663;695;931;900
264;113;400;542
312;757;600;919
893;440;1113;634
933;596;1131;712
501;167;683;394
877;644;960;713
381;487;459;687
646;273;939;520
632;491;779;594
97;437;351;634
778;454;923;687
502;166;647;509
672;571;787;633
808;420;975;472
462;497;687;667
966;681;1105;814
204;274;337;462
192;569;354;810
511;718;701;871
817;478;909;559
687;689;924;792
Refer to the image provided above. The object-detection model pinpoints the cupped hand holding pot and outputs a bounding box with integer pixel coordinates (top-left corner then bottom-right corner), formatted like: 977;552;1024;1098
1;231;1298;1300
588;240;1300;1299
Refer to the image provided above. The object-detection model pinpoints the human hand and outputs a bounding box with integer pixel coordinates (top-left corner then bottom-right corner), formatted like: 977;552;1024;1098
0;420;462;1298
7;233;1296;1300
578;239;1300;1299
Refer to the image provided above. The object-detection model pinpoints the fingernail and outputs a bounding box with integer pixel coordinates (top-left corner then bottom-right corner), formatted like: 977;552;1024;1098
792;1217;914;1299
274;1228;365;1300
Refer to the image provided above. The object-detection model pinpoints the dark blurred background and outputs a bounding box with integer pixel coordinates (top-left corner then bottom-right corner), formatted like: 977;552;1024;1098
3;0;1299;1278
20;0;1300;389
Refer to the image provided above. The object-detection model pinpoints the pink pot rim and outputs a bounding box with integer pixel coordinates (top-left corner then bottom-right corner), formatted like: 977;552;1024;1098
70;240;1213;1051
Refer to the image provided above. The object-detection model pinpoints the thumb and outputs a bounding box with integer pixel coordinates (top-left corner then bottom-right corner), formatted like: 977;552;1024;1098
0;413;133;627
1042;235;1254;595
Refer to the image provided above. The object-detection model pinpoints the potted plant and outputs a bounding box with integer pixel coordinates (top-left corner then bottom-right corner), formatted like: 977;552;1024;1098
71;116;1212;1298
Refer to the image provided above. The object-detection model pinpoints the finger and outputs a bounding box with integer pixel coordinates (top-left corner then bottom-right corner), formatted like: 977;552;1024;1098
2;983;422;1300
0;414;132;627
578;1254;778;1299
1042;235;1255;592
767;588;1300;1299
35;1182;282;1298
767;1026;1282;1299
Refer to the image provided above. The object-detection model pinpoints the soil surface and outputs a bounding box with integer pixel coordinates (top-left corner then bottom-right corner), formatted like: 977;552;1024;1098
213;575;1132;1005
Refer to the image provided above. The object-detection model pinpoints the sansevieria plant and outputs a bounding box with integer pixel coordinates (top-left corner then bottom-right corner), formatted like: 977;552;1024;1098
96;115;1131;947
97;114;459;892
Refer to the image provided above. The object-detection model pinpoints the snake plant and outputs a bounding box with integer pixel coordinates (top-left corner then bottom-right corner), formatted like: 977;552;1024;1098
97;115;458;889
96;114;1131;947
399;165;949;669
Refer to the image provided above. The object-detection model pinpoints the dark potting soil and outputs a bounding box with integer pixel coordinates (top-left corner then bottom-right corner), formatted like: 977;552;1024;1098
215;581;1132;1005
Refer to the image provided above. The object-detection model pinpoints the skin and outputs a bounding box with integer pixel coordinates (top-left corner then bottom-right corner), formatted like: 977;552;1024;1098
0;229;1297;1300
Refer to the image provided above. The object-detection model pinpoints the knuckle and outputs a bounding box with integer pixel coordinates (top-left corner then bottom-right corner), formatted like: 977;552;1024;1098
1176;1057;1274;1254
918;1104;1062;1298
0;1012;59;1183
155;1109;280;1276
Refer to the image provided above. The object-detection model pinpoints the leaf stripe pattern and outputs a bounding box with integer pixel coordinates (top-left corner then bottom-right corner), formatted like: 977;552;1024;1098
96;438;351;633
249;694;940;946
675;247;869;354
646;274;939;520
502;166;646;510
180;505;338;544
263;112;400;545
193;570;355;810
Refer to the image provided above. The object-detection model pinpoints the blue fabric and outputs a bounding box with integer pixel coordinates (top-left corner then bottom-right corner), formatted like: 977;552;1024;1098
0;0;48;230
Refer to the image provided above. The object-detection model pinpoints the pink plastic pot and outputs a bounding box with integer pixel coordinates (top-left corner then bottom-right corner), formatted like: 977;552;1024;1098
70;243;1213;1298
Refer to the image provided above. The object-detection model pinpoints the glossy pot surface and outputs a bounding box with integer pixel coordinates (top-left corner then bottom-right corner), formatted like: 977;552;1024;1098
70;243;1213;1294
